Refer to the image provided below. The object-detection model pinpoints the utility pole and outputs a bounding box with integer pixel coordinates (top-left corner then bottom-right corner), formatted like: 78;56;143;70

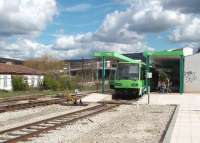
81;58;84;88
68;62;71;80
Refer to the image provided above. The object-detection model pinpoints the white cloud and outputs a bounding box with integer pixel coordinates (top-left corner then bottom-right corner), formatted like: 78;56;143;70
171;18;200;42
46;0;200;59
118;0;200;13
102;1;187;34
0;39;51;59
163;0;200;13
54;36;76;49
51;33;151;59
129;3;187;33
0;0;57;37
51;0;190;59
112;0;200;49
63;4;91;12
2;0;200;59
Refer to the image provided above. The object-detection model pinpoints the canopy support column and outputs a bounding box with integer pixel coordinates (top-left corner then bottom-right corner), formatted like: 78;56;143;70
179;55;184;94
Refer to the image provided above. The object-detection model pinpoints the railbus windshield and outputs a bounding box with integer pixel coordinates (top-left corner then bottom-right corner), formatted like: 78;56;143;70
116;63;139;80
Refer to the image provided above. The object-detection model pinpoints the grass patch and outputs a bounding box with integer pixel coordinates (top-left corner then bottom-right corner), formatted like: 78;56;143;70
0;90;64;99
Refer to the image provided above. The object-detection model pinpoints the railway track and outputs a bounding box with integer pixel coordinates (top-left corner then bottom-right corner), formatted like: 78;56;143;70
0;103;118;143
0;91;92;113
0;90;112;113
0;96;43;104
0;98;65;113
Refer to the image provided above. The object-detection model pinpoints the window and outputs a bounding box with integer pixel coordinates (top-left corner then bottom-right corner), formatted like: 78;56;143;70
140;66;146;80
0;76;2;87
4;75;7;87
23;76;28;84
116;64;139;80
31;76;35;86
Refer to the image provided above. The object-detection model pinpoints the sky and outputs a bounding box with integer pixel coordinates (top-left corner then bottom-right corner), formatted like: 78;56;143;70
0;0;200;60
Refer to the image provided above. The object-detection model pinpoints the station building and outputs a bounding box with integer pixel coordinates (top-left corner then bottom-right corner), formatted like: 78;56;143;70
65;47;200;94
123;47;200;94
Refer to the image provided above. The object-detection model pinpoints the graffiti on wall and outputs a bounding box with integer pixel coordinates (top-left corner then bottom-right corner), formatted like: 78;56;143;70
184;71;199;83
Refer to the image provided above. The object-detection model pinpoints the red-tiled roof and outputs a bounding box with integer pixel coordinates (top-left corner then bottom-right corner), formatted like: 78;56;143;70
0;63;43;75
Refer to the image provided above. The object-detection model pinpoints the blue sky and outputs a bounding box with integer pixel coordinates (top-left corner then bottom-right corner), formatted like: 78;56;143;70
0;0;200;59
39;0;127;44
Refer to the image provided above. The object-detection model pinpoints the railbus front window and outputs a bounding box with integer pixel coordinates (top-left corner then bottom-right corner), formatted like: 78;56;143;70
116;64;139;80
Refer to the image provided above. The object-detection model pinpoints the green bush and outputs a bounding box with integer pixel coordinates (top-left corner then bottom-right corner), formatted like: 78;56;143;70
41;75;59;90
159;71;168;82
12;76;29;91
40;74;78;91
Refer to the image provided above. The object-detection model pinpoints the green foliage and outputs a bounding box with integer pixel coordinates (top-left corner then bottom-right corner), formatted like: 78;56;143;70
40;74;79;91
12;76;29;91
23;55;65;73
159;71;168;82
41;75;59;90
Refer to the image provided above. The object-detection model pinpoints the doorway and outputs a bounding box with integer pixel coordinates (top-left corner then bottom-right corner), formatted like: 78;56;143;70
150;57;180;93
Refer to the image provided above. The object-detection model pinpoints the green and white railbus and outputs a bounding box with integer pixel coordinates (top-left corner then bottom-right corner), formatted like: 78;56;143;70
95;52;148;99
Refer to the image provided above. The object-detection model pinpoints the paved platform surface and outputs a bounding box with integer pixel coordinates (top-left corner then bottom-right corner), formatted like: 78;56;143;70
139;93;200;143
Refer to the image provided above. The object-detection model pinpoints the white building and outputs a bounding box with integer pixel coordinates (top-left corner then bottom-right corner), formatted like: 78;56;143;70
184;52;200;93
0;63;44;91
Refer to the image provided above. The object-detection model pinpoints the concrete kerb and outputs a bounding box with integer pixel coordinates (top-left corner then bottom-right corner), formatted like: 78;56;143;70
161;104;180;143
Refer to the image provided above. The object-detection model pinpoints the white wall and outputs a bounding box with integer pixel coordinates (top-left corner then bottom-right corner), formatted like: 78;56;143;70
184;53;200;93
0;74;12;91
0;74;44;91
24;75;44;88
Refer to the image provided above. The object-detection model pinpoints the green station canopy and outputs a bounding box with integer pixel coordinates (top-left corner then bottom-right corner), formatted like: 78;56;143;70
143;50;184;57
94;52;142;64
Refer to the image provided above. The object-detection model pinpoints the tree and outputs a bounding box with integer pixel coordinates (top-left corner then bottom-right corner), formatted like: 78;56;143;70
12;76;28;91
24;55;65;73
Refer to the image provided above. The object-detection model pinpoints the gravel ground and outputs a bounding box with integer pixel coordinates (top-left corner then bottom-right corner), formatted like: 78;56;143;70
0;103;97;131
26;104;175;143
82;93;112;102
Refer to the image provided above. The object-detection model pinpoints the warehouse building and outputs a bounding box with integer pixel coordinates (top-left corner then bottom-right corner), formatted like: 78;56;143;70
64;58;116;82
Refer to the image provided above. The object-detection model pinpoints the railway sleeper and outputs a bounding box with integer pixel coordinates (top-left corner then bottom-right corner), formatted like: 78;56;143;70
19;129;41;134
26;126;45;130
36;124;52;128
25;127;38;131
0;136;14;141
6;132;26;137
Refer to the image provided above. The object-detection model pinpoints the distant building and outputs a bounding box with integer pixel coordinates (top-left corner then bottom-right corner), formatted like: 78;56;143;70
0;63;44;91
64;58;116;82
0;57;23;65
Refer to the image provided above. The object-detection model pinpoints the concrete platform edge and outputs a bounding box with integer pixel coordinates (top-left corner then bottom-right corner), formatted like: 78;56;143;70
162;104;180;143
